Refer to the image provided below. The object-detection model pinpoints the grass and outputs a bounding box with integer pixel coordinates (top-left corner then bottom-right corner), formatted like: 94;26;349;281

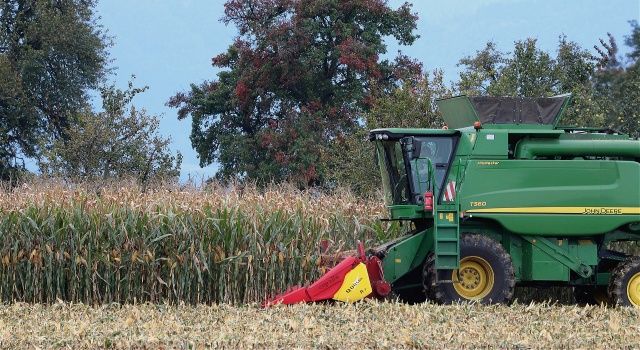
0;301;638;349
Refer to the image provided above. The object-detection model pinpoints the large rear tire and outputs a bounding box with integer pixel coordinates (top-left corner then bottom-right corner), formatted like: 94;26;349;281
423;234;515;305
609;257;640;307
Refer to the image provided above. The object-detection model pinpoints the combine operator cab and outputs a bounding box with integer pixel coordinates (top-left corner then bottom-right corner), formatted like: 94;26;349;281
370;130;460;224
372;132;457;208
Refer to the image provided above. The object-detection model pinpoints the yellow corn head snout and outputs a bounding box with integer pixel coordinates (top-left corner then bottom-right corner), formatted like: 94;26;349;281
332;263;372;302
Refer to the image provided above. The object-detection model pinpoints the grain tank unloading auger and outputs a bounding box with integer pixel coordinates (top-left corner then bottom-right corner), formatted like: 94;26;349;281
265;94;640;307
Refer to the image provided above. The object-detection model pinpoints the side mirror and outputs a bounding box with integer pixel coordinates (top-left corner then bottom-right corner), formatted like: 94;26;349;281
400;136;421;159
412;138;422;159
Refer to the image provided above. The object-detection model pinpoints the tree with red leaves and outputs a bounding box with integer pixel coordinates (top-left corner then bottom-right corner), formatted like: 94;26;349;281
169;0;421;185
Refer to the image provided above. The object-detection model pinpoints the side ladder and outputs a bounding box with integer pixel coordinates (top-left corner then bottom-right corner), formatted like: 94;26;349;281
433;159;463;271
433;204;460;270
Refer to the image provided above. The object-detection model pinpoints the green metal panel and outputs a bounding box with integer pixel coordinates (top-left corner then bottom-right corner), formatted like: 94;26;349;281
523;242;570;281
469;215;640;236
520;238;598;281
470;130;509;158
521;236;593;280
503;234;524;281
435;96;479;129
503;129;564;136
381;229;433;283
569;240;598;266
386;205;427;220
461;160;640;236
457;132;477;156
370;128;458;138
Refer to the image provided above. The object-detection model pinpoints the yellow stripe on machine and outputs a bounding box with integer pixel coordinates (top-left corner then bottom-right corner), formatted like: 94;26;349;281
332;263;372;302
466;207;640;215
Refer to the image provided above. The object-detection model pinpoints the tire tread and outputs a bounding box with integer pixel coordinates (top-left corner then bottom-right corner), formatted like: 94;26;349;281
423;233;515;305
608;256;640;307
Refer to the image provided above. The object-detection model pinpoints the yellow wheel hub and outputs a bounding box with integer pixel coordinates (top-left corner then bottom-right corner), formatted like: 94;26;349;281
452;256;495;300
627;272;640;307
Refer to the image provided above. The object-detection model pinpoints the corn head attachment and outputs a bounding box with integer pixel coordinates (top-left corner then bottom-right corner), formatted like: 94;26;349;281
264;242;391;306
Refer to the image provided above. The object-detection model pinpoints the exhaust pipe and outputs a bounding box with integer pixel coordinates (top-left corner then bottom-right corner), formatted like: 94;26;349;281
515;138;640;159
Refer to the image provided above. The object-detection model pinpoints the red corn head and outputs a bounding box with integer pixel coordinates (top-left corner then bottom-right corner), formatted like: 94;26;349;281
263;241;391;307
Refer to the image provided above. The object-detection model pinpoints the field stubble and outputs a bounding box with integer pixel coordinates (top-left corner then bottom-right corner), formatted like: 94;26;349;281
0;301;638;349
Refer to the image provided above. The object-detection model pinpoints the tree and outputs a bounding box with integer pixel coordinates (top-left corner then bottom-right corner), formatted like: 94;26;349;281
367;69;452;129
0;54;36;179
41;81;182;183
457;38;605;127
593;22;640;137
169;0;420;186
625;20;640;61
0;0;109;179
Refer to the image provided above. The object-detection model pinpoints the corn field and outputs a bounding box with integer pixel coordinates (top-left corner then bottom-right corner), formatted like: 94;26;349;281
1;180;638;305
0;181;403;304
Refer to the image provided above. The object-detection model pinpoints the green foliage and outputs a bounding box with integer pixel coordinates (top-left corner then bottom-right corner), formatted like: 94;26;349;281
169;0;421;186
592;23;640;137
0;54;37;180
625;20;640;61
609;62;640;137
0;0;109;178
325;71;453;195
41;81;182;183
329;23;640;195
456;25;640;137
457;37;606;127
324;128;380;195
367;70;453;129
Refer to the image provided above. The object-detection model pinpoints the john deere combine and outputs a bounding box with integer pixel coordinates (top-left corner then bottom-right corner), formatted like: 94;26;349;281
266;95;640;307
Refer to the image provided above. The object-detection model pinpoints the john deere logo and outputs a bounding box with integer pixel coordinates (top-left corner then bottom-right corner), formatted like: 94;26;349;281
582;208;623;215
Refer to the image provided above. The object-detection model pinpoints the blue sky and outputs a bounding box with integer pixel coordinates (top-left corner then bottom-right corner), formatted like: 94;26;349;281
94;0;639;181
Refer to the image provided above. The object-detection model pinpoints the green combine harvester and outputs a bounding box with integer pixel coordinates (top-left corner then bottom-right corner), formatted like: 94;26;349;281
265;95;640;307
